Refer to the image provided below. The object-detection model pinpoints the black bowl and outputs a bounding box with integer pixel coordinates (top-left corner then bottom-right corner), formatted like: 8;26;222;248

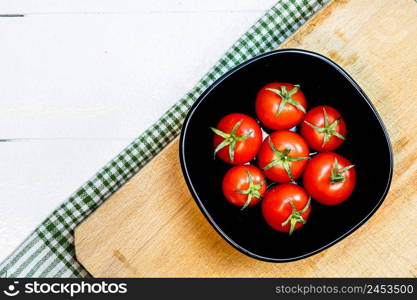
179;49;393;262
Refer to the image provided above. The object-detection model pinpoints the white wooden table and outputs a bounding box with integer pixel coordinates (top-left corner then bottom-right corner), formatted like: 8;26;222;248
0;0;277;262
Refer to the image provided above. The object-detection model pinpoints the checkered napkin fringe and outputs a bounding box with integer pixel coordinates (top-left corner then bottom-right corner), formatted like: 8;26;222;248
0;0;328;278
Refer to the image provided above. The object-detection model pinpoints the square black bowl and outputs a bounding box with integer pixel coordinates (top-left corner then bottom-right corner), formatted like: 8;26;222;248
179;49;393;262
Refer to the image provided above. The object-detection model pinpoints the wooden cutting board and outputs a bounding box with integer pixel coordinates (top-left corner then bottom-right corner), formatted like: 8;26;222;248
74;0;417;277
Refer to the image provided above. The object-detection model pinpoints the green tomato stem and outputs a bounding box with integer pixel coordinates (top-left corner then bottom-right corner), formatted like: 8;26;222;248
262;137;309;181
266;84;306;116
304;107;346;147
281;198;311;236
330;158;355;184
235;170;265;210
210;119;252;162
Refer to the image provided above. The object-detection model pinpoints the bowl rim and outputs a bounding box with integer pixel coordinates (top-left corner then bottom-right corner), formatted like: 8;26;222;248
179;48;394;262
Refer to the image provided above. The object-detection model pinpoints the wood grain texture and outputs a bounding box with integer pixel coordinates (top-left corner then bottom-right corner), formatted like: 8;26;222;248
75;0;417;277
0;0;277;262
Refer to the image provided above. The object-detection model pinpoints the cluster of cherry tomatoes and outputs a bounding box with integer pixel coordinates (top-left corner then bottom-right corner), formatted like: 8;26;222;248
211;82;356;235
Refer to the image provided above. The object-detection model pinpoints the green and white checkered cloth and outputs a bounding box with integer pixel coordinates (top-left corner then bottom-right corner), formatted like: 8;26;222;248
0;0;328;278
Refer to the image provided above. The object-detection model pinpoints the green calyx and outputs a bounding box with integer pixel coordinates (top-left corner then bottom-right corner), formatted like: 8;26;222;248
281;198;311;236
262;138;309;181
210;119;252;162
235;170;265;211
266;84;306;116
330;158;355;184
304;107;345;147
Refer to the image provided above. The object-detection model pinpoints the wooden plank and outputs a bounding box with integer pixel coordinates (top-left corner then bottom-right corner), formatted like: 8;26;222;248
75;0;417;277
0;0;274;262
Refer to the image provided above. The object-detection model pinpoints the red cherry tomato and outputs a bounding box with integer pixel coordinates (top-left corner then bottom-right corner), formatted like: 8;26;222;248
255;82;307;130
222;165;266;210
300;105;346;152
257;130;310;183
262;183;311;235
303;152;356;205
211;113;262;165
